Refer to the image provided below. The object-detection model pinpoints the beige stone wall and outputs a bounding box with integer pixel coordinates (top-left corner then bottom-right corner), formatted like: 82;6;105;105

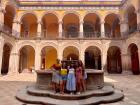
0;32;139;73
0;0;140;74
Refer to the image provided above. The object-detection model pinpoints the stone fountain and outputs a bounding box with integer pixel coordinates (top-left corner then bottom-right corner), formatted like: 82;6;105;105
16;69;124;105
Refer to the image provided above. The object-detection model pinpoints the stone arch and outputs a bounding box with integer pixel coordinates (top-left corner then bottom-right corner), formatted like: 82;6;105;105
41;11;59;21
108;43;122;54
4;2;17;14
83;42;102;53
104;12;121;21
19;45;35;73
61;42;80;52
83;11;101;21
63;46;79;60
107;46;122;73
19;11;38;22
83;13;101;37
17;41;36;54
128;43;140;75
4;40;14;48
125;4;137;34
84;46;101;70
126;41;139;49
20;13;38;38
104;13;121;38
1;42;13;75
41;46;58;69
62;11;81;21
39;42;58;54
125;4;137;15
62;12;80;38
41;13;59;38
4;4;16;33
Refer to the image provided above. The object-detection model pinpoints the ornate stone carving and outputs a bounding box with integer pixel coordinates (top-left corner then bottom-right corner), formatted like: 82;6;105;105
0;8;5;14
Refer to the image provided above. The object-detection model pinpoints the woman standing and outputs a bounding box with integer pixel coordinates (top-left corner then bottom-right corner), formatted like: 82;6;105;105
52;59;62;93
75;63;83;94
60;62;68;94
66;64;76;94
77;60;86;93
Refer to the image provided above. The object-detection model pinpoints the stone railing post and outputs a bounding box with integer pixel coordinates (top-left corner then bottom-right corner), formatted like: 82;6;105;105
79;20;84;38
35;50;41;70
136;9;140;30
9;52;20;74
59;21;63;38
101;21;105;38
0;38;4;74
0;8;5;26
12;20;21;37
95;56;99;69
37;21;42;38
121;53;131;72
101;47;107;71
120;20;129;37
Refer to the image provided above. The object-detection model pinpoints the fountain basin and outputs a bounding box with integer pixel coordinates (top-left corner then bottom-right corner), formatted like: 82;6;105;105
35;69;104;90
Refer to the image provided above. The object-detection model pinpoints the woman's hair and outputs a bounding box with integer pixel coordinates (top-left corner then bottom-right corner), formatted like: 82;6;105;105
78;60;83;67
70;63;74;68
78;60;85;75
62;62;67;69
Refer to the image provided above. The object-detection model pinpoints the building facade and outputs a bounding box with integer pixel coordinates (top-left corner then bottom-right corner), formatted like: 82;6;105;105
0;0;140;74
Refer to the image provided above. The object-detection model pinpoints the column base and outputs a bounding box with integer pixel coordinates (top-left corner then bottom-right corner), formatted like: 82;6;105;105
8;71;19;75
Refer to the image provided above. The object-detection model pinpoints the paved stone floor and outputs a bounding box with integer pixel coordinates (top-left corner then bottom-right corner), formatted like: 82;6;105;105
0;72;140;105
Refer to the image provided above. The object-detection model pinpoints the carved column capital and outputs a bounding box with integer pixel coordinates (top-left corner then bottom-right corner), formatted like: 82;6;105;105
59;21;63;24
10;53;19;56
120;20;128;24
80;20;84;24
100;21;105;24
13;20;21;24
0;8;6;14
136;9;140;14
37;21;42;25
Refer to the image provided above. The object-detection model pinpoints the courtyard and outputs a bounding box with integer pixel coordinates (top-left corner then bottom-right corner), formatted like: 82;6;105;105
0;72;139;105
0;0;140;104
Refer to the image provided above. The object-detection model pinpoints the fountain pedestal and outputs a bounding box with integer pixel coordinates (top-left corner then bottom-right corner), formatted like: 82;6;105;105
35;69;104;90
16;69;124;105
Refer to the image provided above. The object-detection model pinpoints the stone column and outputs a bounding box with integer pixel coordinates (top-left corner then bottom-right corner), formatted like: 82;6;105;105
101;21;105;37
121;53;131;72
138;49;140;70
37;21;42;38
94;56;99;69
58;46;63;61
136;9;140;30
0;38;4;74
80;51;85;66
0;8;5;26
58;53;63;61
12;20;21;37
101;49;107;71
59;21;63;38
79;20;84;38
120;20;129;37
35;50;41;70
9;53;20;74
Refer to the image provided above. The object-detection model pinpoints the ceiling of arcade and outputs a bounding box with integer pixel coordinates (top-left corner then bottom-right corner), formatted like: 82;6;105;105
21;14;37;25
42;14;58;25
84;13;100;24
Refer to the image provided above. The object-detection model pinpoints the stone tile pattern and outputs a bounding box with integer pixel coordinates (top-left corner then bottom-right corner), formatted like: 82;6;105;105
0;72;140;105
